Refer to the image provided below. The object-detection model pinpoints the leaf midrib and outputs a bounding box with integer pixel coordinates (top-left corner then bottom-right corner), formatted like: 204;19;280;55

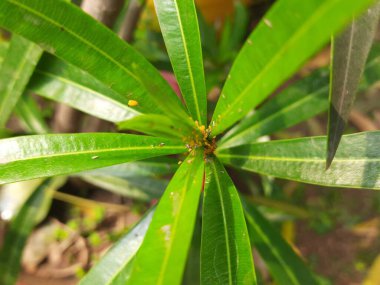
1;145;185;165
213;0;336;133
211;161;233;285
217;153;380;163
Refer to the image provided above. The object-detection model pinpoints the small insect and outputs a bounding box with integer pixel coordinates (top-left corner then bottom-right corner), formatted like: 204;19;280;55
128;100;139;107
91;156;99;160
159;142;165;147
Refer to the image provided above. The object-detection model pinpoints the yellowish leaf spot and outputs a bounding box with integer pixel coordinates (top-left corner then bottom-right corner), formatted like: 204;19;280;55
128;100;139;107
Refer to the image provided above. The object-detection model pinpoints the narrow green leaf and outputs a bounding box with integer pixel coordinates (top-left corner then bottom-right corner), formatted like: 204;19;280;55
0;133;186;184
217;131;380;189
0;177;65;285
29;54;140;123
327;2;380;168
0;0;190;122
79;207;155;285
78;157;178;178
202;157;256;285
219;70;329;148
154;0;207;125
14;94;50;134
79;175;167;201
0;34;42;127
210;0;376;136
243;199;318;285
118;114;192;140
0;40;9;66
127;151;204;285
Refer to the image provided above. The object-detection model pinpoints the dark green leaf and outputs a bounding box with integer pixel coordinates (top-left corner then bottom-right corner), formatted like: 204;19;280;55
0;0;190;122
127;151;204;285
210;0;376;136
0;133;186;184
217;131;380;189
14;94;50;134
154;0;207;125
0;34;42;127
327;2;380;168
202;157;256;285
29;54;140;123
79;207;155;285
0;177;65;285
243;199;319;285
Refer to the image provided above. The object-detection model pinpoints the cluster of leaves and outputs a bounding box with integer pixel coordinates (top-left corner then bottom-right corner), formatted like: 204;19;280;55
0;0;379;284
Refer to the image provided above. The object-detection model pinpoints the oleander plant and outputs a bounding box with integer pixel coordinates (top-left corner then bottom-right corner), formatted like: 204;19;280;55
0;0;379;284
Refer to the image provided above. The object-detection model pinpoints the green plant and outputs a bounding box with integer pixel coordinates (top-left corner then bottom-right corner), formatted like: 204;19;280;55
0;0;379;284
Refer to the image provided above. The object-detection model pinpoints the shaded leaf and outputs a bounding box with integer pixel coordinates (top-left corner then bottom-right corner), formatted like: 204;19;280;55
210;0;375;136
327;2;380;168
0;133;186;184
79;207;155;285
154;0;207;125
243;198;318;285
118;114;192;140
0;34;42;127
80;175;167;201
127;151;204;285
0;177;65;285
217;131;380;189
0;0;190;122
15;94;50;134
77;157;178;178
202;157;256;285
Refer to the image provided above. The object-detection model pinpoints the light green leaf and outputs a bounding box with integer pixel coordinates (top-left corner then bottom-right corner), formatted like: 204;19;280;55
210;0;376;136
127;151;204;285
0;133;186;184
0;34;42;127
327;1;380;168
219;70;329;148
217;131;380;189
79;207;154;285
243;199;318;285
0;0;190;122
154;0;207;125
0;177;65;285
29;54;140;123
79;174;167;201
14;94;50;134
118;114;192;139
202;157;256;285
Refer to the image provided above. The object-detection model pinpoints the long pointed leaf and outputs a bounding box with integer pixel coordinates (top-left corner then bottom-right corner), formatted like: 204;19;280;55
0;177;65;285
217;131;380;189
154;0;207;125
127;151;204;285
202;157;256;285
0;0;190;122
219;70;329;148
0;34;42;127
243;199;318;285
29;54;140;123
327;2;380;168
210;0;376;136
0;133;186;184
79;207;155;285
